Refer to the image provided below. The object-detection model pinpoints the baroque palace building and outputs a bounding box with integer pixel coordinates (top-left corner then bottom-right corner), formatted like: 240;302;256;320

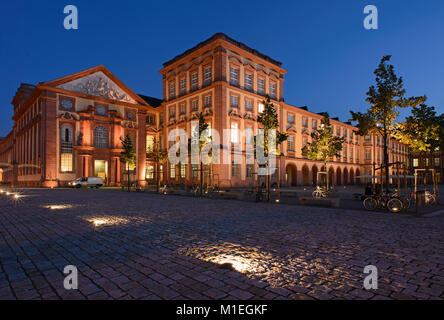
0;33;409;188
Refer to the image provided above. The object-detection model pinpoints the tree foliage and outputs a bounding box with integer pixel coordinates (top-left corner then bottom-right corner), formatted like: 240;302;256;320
349;55;426;191
302;114;345;168
256;95;288;156
120;134;136;168
393;104;443;153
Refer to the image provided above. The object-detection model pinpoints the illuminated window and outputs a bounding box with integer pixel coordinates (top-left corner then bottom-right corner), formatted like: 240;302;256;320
146;165;154;179
425;158;429;167
60;125;73;172
258;103;264;114
94;126;108;149
231;122;239;144
181;164;186;178
170;164;176;178
434;158;440;167
413;158;419;167
146;136;154;152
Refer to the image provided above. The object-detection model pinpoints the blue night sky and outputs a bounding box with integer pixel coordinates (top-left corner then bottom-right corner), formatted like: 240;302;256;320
0;0;443;136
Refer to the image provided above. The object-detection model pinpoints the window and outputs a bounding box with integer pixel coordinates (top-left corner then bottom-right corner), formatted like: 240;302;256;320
258;102;264;114
245;72;252;90
192;164;198;178
413;158;419;167
170;164;176;178
180;103;186;115
191;100;198;111
169;82;175;99
287;136;295;152
230;67;239;86
204;95;212;107
231;95;239;108
302;117;308;128
160;113;164;125
288;113;295;124
146;115;155;125
60;125;73;172
61;99;73;110
180;78;186;95
191;72;198;91
146;165;154;179
181;164;186;178
94;126;108;149
146;136;154;152
232;161;240;178
425;158;429;167
312;120;317;130
258;78;265;95
365;149;371;161
204;67;212;86
365;135;371;141
246;164;254;178
356;149;360;161
245;100;253;111
231;122;239;143
169;106;176;118
270;82;276;99
434;158;440;167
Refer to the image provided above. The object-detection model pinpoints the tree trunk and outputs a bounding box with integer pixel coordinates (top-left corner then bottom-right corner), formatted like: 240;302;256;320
156;161;159;193
383;134;390;193
200;161;203;196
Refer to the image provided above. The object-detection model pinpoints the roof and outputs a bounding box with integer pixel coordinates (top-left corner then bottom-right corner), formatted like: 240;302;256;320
163;33;283;68
137;94;163;108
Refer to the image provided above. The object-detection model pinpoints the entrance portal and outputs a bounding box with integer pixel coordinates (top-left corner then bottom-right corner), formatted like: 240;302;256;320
94;160;108;184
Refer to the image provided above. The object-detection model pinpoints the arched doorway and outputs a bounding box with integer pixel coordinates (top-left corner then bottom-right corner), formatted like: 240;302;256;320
350;168;355;185
302;165;309;186
336;167;342;185
312;165;318;186
356;169;361;184
286;164;297;186
343;168;349;185
328;167;335;187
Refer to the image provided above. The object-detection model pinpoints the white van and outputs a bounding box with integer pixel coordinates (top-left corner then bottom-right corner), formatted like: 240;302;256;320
69;177;103;188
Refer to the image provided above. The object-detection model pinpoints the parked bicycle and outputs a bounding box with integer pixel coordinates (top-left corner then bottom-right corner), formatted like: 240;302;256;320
312;186;329;200
363;193;404;213
159;184;169;195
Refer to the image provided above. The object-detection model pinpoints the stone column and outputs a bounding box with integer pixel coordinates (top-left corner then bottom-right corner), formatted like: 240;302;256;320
41;92;58;188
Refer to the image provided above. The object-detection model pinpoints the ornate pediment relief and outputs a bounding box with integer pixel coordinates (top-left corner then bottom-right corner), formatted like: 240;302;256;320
57;72;136;103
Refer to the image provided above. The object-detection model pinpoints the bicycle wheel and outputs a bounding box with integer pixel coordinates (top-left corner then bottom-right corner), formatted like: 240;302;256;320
403;197;411;210
387;198;403;213
425;192;436;206
312;191;320;199
363;197;378;211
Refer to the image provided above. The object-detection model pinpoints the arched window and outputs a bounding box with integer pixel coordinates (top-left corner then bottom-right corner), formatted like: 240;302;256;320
94;126;108;149
60;125;73;172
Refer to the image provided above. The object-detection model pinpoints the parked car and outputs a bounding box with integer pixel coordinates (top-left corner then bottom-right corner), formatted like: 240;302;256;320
69;177;103;188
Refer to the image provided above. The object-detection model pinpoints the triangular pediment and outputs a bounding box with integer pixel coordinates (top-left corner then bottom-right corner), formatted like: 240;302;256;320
56;71;137;103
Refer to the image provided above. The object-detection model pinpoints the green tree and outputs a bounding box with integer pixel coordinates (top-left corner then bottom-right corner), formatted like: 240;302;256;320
350;55;426;192
256;95;288;201
120;134;137;192
190;112;210;196
302;114;345;190
147;137;168;193
393;104;443;154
